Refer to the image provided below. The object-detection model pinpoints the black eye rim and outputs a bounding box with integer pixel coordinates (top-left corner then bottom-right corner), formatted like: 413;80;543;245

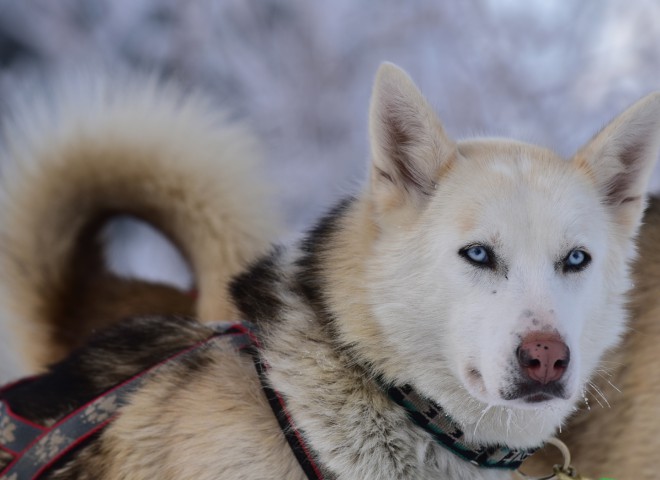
562;248;592;273
458;244;497;270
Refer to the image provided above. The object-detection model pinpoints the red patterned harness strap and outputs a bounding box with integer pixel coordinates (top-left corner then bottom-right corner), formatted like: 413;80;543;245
0;323;253;480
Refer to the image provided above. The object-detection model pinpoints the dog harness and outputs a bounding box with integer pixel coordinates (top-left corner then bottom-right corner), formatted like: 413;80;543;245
0;322;535;479
0;322;325;480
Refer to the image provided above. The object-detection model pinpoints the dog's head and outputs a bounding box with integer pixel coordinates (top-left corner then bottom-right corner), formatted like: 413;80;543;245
359;63;660;445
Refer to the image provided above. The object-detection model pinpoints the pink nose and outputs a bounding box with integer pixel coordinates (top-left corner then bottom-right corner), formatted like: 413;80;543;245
517;332;570;384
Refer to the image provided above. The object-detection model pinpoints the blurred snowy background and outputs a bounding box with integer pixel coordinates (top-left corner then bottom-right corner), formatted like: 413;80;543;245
1;0;660;380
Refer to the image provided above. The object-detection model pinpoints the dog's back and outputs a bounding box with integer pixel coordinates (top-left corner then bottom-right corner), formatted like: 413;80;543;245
0;314;311;479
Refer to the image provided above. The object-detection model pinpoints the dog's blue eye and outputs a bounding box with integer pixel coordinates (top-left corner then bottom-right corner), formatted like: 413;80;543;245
460;245;494;269
467;246;488;263
563;248;591;272
567;250;585;265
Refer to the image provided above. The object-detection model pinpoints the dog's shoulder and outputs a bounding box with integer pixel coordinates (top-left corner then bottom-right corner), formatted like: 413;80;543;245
0;315;215;427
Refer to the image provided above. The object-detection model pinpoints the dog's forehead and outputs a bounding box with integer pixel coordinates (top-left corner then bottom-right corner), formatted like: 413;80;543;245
454;138;567;178
430;139;605;242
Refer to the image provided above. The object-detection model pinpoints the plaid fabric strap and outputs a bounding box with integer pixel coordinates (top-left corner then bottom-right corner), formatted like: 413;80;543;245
0;323;253;480
386;384;537;470
253;356;326;480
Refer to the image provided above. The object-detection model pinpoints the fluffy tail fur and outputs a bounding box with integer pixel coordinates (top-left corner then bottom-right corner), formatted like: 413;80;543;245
0;72;278;370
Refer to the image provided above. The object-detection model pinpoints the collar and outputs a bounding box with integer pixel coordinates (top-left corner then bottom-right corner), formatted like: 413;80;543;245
384;383;537;470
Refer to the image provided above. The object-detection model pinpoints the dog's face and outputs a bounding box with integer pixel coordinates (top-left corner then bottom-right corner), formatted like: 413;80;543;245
413;143;612;409
363;63;660;444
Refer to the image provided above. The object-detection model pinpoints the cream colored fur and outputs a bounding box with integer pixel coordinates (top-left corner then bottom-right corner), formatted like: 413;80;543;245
0;71;279;369
2;63;660;478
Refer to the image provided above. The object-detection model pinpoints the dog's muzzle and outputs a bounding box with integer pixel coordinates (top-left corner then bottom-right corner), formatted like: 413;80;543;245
503;331;571;402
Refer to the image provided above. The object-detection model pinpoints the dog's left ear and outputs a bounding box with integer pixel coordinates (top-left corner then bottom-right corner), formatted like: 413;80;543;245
368;63;456;224
574;92;660;236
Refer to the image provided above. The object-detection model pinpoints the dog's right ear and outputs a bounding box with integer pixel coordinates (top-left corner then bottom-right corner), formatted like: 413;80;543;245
368;63;456;224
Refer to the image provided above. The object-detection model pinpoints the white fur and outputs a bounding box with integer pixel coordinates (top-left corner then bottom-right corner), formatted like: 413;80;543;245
360;64;660;455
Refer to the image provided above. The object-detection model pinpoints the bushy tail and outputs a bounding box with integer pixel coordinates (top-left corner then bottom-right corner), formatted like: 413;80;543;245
0;71;279;370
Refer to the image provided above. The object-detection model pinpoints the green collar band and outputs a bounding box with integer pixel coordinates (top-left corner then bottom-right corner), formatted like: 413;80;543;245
385;383;538;470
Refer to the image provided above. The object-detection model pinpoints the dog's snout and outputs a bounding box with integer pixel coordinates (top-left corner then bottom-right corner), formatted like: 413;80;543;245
517;332;570;384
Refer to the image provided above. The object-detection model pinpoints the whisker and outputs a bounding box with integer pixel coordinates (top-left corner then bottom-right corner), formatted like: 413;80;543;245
587;387;605;408
596;360;625;367
588;381;610;408
593;372;622;393
473;405;492;436
605;380;622;393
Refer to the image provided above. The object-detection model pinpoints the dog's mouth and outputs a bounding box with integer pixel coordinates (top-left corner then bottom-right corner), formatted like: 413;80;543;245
500;379;569;403
463;365;571;407
523;393;555;403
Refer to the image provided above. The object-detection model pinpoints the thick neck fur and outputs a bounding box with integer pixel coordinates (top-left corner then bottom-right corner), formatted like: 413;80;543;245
231;198;523;479
325;196;567;449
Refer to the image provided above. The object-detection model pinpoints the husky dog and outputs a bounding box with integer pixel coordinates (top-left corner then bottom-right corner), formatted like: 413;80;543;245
1;64;659;479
